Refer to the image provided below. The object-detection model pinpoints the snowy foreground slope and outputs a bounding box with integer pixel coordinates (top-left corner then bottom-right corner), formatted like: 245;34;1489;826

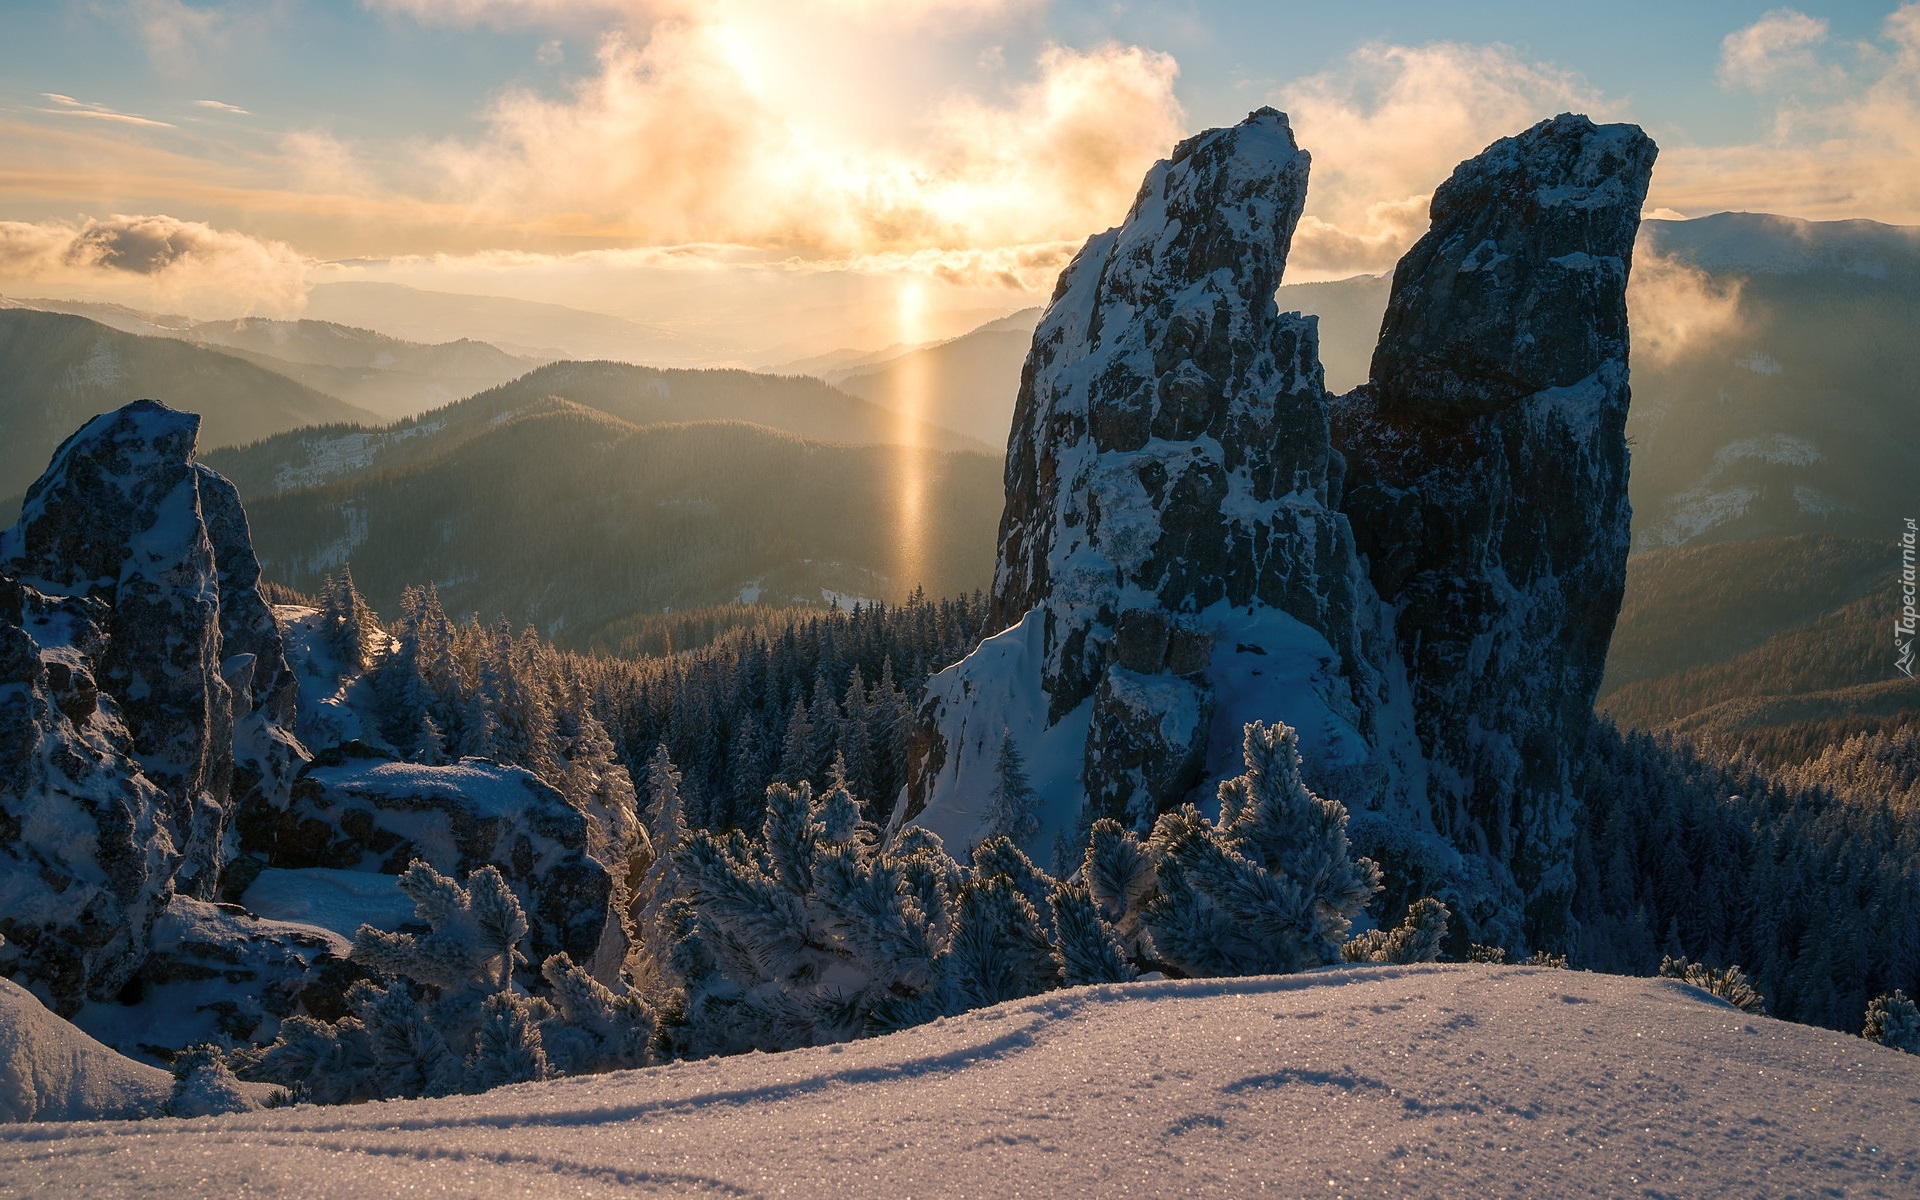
4;965;1915;1197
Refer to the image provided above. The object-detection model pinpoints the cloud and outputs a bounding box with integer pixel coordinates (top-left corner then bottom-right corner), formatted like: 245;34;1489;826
1626;249;1745;366
37;93;176;129
0;214;309;316
1651;3;1920;226
425;28;1181;255
1719;9;1829;89
368;0;1033;31
193;99;251;115
1275;42;1607;280
130;0;229;74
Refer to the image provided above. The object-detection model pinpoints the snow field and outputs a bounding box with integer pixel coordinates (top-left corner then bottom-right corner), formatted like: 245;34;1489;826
3;964;1915;1198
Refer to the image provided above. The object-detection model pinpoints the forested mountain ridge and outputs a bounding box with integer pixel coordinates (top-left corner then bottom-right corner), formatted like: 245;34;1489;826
1600;533;1919;764
0;309;380;512
232;400;1003;649
2;297;541;421
203;358;992;500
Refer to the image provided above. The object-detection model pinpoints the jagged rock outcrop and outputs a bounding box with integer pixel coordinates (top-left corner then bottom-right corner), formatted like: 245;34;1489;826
77;897;362;1061
263;748;620;977
905;111;1654;951
0;401;303;1014
1332;115;1657;945
0;576;173;1015
904;109;1411;853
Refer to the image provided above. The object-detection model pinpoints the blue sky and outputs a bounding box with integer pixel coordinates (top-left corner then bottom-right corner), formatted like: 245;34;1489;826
0;1;1912;349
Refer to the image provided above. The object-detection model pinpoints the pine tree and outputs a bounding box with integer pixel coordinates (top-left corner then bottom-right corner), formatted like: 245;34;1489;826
984;729;1041;847
320;565;382;676
1342;897;1451;964
1863;990;1920;1053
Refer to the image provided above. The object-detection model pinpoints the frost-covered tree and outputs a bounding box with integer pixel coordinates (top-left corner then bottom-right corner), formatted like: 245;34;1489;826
353;861;530;994
1342;898;1450;965
666;763;1070;1057
1079;722;1384;979
320;565;382;676
1659;956;1767;1014
1863;990;1920;1054
984;729;1041;847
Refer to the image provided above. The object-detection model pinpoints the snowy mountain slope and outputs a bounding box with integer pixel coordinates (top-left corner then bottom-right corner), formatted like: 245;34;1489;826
5;965;1915;1196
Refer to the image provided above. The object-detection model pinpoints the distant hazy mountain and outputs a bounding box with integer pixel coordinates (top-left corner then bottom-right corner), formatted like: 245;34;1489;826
6;297;542;421
834;309;1041;448
0;309;378;509
204;359;991;500
303;281;716;366
231;400;1002;648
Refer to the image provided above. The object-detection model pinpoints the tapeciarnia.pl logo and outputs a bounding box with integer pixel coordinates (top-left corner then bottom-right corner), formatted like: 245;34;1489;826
1899;517;1917;678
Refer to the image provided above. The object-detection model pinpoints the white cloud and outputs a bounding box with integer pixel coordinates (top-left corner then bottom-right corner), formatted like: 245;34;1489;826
424;29;1182;255
1275;42;1608;280
193;99;251;115
1652;3;1920;226
0;214;309;317
1627;249;1745;366
37;93;176;129
1719;8;1829;89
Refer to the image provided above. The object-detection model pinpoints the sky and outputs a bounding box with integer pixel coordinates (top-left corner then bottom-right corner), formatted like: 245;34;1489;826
0;1;1914;360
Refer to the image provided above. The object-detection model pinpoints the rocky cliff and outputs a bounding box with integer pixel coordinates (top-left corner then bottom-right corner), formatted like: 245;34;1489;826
0;401;304;1013
906;112;1655;950
1333;115;1657;945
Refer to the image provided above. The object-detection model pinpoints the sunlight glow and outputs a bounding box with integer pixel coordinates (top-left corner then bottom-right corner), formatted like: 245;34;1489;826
892;277;931;599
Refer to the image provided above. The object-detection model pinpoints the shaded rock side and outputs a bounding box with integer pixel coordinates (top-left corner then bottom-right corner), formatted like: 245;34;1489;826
1332;114;1657;948
907;109;1409;848
0;400;303;1014
0;576;174;1016
75;896;362;1062
263;749;618;975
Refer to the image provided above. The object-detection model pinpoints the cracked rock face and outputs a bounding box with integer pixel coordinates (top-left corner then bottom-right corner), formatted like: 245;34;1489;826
907;109;1405;849
906;110;1654;952
0;401;302;1014
1333;114;1657;946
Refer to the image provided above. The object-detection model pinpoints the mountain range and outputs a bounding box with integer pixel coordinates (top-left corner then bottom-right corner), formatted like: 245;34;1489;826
0;308;379;513
5;296;542;421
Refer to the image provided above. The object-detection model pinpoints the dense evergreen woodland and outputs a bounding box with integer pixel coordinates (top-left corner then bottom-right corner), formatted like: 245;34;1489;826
237;573;1919;1104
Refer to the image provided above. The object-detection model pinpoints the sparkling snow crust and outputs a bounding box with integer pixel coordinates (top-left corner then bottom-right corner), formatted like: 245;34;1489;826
4;965;1915;1197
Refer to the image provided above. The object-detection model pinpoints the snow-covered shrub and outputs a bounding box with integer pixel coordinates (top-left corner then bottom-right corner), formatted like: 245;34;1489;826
1046;881;1136;985
539;952;655;1075
1862;990;1920;1054
466;991;551;1091
1466;943;1508;963
666;768;1085;1056
352;861;528;993
1076;721;1383;978
1659;956;1767;1014
668;774;950;1056
243;863;654;1104
1342;898;1450;965
164;1045;264;1118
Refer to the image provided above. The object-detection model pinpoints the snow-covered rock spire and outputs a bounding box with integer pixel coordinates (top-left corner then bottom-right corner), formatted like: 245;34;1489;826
1332;113;1657;947
906;109;1408;851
